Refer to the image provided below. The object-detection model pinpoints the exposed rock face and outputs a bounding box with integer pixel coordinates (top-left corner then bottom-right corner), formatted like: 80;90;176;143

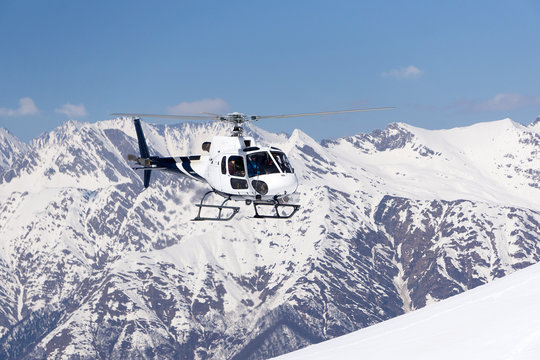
0;118;538;359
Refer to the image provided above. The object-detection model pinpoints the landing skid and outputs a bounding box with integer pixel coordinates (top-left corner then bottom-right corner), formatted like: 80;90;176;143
192;191;240;221
253;200;300;219
191;191;300;221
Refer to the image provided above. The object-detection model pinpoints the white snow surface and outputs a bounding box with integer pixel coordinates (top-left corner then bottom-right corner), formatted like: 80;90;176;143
275;260;540;360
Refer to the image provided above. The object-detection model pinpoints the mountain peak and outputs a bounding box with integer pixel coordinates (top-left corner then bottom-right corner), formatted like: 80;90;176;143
0;127;22;141
30;120;87;149
0;127;28;169
289;128;318;146
0;127;12;136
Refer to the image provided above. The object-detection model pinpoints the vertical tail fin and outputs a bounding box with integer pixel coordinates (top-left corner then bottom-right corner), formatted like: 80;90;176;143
143;169;152;188
133;118;150;159
133;118;152;188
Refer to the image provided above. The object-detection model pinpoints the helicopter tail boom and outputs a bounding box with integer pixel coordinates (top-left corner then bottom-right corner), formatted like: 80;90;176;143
127;118;205;188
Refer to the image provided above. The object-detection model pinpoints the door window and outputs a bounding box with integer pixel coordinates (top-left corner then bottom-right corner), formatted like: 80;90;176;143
271;151;294;173
228;156;245;177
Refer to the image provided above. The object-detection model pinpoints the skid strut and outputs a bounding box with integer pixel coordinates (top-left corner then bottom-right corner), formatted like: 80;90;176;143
192;191;240;221
253;201;300;219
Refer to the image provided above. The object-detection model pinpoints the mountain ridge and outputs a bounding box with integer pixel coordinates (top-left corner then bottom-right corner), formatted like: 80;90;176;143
0;117;538;359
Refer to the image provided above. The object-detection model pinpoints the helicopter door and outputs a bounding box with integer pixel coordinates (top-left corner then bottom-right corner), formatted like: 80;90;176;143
227;156;248;191
205;154;227;191
219;155;228;190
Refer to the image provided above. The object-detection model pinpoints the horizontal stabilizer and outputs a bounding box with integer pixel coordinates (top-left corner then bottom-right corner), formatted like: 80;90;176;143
127;154;151;167
131;166;168;171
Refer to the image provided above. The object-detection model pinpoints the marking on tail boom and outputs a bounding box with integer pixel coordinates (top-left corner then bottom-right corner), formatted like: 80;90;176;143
179;157;204;180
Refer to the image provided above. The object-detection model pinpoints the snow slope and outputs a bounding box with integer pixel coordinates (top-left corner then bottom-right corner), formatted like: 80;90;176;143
275;260;540;360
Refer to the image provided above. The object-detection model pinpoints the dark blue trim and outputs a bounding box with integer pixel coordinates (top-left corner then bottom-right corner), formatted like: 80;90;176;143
143;170;152;188
180;157;204;180
133;119;150;158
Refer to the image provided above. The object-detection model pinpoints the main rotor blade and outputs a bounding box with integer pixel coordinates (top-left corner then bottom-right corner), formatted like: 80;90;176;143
255;107;395;119
111;112;218;120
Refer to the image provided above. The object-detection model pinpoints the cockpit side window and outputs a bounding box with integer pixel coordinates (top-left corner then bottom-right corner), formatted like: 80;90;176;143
228;156;245;177
221;156;226;174
271;151;293;173
247;151;280;177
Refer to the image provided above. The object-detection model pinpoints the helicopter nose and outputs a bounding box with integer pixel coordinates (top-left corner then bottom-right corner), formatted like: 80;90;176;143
281;173;298;194
250;173;297;198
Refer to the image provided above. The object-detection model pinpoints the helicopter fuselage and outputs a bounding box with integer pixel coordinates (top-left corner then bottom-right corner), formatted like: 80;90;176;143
141;135;298;202
207;136;297;202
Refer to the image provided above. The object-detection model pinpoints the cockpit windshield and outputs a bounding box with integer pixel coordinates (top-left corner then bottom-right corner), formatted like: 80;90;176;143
247;151;280;177
271;151;293;173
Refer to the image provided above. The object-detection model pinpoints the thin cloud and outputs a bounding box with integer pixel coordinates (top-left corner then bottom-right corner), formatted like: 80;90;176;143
454;93;540;112
0;97;39;116
382;65;423;79
166;98;230;115
55;103;88;118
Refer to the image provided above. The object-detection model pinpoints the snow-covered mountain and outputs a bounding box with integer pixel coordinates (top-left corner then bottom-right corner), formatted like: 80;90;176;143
274;258;540;360
0;128;28;171
0;117;538;359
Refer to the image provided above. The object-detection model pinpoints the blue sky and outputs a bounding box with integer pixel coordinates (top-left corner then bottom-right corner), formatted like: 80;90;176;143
1;0;540;142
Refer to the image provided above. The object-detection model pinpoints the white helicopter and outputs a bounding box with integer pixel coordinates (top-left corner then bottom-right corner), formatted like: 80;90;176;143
112;108;394;221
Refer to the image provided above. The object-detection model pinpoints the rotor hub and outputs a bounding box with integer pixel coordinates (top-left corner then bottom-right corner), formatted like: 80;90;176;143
220;113;259;136
219;113;250;124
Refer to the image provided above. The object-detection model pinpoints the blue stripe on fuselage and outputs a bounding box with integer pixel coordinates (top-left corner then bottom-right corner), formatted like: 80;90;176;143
179;156;204;180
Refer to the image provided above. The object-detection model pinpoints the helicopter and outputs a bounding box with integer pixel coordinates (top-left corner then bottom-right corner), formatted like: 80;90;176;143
111;108;394;221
